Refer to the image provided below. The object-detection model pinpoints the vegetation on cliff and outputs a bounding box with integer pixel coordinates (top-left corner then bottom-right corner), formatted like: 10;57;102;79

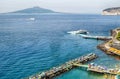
103;7;120;12
116;32;120;41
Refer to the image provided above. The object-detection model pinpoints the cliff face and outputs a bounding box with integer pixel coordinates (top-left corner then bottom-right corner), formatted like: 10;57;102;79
111;28;120;50
97;28;120;56
102;7;120;15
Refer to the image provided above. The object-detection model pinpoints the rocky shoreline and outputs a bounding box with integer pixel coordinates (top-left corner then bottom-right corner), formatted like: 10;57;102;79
97;41;113;55
97;41;108;53
97;42;120;60
102;7;120;15
97;28;120;56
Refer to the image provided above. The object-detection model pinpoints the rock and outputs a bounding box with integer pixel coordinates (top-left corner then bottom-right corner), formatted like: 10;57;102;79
102;7;120;15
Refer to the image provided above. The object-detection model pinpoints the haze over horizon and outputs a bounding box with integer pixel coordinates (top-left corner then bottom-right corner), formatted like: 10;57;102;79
0;0;120;14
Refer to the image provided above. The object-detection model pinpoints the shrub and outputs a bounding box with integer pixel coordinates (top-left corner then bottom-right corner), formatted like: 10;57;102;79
116;32;120;41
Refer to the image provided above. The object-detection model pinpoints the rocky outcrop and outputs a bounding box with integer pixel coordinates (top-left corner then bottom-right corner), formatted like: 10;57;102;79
110;28;120;49
102;7;120;15
97;28;120;56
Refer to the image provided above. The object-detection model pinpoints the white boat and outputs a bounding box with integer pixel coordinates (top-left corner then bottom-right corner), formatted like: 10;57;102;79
29;18;35;21
67;30;88;35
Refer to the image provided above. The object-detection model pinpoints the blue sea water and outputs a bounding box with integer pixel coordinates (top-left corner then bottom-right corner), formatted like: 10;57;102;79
0;13;120;79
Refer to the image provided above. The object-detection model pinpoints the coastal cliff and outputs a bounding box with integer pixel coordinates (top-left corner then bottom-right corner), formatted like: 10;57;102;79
110;28;120;49
97;28;120;56
102;7;120;15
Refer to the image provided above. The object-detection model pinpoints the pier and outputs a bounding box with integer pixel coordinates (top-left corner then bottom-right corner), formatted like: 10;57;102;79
26;53;97;79
74;63;120;75
80;34;112;40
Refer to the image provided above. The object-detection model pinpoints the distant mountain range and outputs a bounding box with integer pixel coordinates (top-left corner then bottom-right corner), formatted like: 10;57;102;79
102;7;120;15
9;7;57;13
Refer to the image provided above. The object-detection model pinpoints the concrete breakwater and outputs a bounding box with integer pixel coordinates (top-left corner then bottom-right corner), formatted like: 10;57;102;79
80;34;112;41
26;53;97;79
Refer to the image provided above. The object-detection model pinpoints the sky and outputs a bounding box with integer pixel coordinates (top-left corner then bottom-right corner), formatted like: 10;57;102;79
0;0;120;14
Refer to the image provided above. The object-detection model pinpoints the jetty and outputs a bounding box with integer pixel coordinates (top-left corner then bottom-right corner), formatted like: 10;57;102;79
80;34;112;40
74;63;120;79
74;63;120;75
26;53;97;79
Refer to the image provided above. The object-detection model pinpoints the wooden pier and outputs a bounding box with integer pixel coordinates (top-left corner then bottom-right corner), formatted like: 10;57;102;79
80;34;112;40
26;53;97;79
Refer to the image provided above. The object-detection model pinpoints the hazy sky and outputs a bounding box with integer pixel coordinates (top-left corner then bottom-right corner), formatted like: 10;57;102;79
0;0;120;13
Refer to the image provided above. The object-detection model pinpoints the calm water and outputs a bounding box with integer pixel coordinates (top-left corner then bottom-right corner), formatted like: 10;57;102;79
0;13;120;79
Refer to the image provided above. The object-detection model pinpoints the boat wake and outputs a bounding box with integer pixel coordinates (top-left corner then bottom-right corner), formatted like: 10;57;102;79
67;30;88;35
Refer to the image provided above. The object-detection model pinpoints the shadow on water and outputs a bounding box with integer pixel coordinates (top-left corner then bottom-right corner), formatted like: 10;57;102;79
108;54;120;60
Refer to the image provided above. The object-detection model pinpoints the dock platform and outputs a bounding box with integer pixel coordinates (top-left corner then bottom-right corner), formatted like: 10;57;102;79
80;34;112;40
74;63;120;75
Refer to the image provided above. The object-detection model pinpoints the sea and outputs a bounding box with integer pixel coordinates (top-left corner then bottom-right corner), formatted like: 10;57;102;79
0;13;120;79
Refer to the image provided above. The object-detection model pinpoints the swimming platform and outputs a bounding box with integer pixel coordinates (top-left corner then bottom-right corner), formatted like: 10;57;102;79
26;53;97;79
26;53;120;79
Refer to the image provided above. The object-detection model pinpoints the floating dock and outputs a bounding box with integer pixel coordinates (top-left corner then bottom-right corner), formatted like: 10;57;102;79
80;34;112;40
26;53;97;79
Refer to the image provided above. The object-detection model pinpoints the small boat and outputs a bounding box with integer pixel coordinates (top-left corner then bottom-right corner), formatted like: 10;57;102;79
29;18;35;21
67;30;88;35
